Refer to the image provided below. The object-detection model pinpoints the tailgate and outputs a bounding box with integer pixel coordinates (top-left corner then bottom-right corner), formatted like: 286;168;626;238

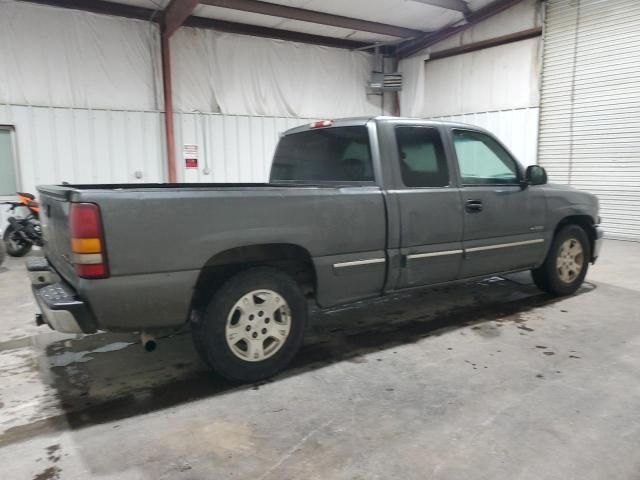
38;186;78;287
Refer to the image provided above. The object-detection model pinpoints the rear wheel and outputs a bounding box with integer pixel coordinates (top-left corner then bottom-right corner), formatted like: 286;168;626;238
192;267;307;383
0;238;5;266
532;224;590;296
3;224;32;257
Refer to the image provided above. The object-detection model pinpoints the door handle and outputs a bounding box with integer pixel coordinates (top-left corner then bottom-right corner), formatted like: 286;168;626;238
465;199;483;213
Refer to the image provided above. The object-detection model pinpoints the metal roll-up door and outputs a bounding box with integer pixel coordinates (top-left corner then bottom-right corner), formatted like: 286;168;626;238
539;0;640;241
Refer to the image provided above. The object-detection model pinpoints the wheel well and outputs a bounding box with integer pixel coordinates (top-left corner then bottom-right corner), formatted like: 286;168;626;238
191;244;316;312
555;215;596;253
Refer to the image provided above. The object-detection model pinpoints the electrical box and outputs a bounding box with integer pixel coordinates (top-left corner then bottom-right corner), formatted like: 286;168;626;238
368;72;402;92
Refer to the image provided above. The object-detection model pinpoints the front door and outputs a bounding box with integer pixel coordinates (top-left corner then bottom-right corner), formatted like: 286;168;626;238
389;125;464;288
450;129;546;278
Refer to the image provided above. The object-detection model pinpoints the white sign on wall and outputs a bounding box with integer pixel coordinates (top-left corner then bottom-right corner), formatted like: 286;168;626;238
184;144;198;169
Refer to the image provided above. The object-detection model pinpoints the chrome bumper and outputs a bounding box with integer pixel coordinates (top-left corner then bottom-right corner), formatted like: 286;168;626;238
28;257;96;334
593;225;604;262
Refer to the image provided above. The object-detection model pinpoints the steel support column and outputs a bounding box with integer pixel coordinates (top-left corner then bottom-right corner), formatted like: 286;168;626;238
160;32;177;183
160;0;199;183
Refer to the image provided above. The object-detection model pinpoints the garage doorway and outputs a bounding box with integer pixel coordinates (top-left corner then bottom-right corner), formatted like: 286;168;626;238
539;0;640;241
0;127;18;197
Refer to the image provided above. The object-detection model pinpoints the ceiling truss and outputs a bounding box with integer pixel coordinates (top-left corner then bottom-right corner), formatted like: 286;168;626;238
22;0;527;56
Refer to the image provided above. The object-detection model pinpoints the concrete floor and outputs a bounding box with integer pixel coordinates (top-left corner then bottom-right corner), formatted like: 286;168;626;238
0;240;638;480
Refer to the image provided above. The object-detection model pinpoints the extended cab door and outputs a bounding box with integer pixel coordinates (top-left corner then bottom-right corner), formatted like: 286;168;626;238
383;123;464;288
448;128;546;278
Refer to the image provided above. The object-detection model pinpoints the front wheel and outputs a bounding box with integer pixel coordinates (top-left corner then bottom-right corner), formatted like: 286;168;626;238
3;224;32;257
532;224;590;296
192;267;307;383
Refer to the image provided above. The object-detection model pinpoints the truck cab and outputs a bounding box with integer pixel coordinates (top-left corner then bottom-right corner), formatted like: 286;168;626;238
271;117;600;303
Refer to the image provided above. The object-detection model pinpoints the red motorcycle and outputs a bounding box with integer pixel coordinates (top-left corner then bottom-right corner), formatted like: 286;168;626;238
2;192;43;257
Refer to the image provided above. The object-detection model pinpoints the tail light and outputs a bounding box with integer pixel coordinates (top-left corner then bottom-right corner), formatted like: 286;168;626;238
69;203;109;278
310;120;333;129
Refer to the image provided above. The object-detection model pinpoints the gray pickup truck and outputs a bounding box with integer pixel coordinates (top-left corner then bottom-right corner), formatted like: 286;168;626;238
30;117;603;382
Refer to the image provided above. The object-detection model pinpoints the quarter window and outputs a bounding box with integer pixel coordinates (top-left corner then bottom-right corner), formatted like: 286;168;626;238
453;130;519;185
395;127;449;188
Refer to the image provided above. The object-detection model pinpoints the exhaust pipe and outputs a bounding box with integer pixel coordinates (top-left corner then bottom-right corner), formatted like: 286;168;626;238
141;332;157;352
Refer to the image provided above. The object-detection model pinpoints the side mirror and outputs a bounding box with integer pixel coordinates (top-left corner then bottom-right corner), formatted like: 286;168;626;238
525;165;547;186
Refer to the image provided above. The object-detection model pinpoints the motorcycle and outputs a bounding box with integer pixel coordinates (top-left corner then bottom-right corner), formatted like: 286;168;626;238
2;192;43;257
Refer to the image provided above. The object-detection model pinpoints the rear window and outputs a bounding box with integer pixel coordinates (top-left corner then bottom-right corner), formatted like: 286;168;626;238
270;126;374;182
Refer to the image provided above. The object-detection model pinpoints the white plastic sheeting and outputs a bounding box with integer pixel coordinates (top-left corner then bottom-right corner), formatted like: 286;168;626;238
398;55;427;118
422;38;541;117
397;39;541;118
0;0;162;111
433;108;540;167
171;27;381;117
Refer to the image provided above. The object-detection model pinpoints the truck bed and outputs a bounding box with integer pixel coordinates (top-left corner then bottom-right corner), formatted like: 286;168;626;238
37;182;387;331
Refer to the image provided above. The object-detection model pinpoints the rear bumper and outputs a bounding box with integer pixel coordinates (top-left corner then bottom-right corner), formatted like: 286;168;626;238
592;225;604;262
28;257;97;334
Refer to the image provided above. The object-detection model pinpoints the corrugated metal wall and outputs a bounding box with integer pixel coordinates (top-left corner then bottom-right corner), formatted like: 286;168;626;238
539;0;640;241
174;113;310;183
1;102;539;195
0;105;313;192
434;107;540;167
0;104;310;230
0;105;166;192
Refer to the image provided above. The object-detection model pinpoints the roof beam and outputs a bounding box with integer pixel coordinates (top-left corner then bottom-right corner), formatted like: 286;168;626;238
428;26;542;60
22;0;158;21
163;0;200;37
397;0;526;58
410;0;470;14
19;0;369;49
184;16;370;49
200;0;424;38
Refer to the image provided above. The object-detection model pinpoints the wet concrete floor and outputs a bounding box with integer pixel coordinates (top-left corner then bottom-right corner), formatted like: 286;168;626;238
0;242;639;479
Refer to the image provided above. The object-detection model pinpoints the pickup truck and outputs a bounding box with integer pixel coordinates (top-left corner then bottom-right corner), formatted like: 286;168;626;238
30;117;603;382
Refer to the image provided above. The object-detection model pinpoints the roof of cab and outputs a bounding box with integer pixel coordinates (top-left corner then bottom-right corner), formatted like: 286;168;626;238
282;116;489;136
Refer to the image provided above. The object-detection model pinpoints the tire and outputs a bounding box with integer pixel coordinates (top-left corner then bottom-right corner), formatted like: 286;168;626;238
191;267;307;383
532;224;590;296
0;238;5;266
3;224;32;257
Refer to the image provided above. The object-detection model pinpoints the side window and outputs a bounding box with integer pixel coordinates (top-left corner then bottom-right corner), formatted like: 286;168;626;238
453;130;519;185
395;126;449;188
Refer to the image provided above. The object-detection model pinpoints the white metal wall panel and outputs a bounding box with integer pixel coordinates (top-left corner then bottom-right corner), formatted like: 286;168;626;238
0;103;316;193
175;113;311;183
435;108;540;167
539;0;640;241
0;105;313;232
0;105;166;193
